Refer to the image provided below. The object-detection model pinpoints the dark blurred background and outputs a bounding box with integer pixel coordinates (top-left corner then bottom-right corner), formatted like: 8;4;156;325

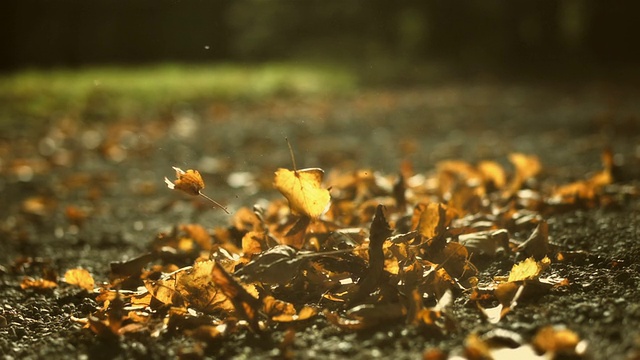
1;0;639;75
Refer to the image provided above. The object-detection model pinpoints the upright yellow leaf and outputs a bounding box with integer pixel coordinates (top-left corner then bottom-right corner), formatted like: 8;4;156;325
274;168;331;219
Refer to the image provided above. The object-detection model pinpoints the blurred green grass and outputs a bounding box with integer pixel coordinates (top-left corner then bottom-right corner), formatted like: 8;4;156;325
0;63;357;130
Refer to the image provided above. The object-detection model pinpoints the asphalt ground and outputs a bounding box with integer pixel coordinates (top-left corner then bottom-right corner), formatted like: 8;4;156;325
1;80;639;359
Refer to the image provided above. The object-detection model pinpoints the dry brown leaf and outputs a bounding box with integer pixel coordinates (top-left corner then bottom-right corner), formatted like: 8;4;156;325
516;220;550;260
510;153;541;182
165;167;230;213
353;205;392;302
464;334;492;360
414;202;452;241
235;245;305;285
532;325;585;356
551;149;613;204
274;168;331;219
21;196;57;217
110;252;158;279
241;231;267;257
263;296;317;322
165;167;205;196
437;160;482;187
505;153;541;197
459;229;510;258
210;260;262;332
20;277;57;290
185;324;228;342
477;160;507;190
232;206;265;233
324;303;405;331
180;224;212;251
65;206;89;227
176;261;233;313
64;268;95;291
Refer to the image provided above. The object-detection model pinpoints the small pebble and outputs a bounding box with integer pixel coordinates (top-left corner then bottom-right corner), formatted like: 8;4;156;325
337;341;352;353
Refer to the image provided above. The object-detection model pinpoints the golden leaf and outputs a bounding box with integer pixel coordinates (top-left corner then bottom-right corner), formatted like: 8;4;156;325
552;149;613;203
508;256;550;282
504;153;541;196
415;202;449;239
64;268;95;291
477;160;507;189
274;168;331;219
180;224;212;250
532;325;582;355
20;277;57;290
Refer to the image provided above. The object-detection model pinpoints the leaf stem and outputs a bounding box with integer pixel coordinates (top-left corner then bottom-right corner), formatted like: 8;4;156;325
198;192;231;214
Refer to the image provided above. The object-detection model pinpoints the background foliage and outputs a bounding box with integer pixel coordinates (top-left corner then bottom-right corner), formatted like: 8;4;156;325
2;0;639;71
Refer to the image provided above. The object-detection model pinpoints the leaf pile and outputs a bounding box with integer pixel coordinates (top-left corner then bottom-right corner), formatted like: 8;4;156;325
47;150;635;355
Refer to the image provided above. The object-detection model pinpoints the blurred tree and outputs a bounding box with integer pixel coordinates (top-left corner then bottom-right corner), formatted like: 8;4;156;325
0;0;638;71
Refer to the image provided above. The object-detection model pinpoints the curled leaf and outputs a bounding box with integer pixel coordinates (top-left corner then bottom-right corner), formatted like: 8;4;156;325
353;205;392;302
165;167;204;195
165;166;230;214
516;220;550;261
263;296;317;322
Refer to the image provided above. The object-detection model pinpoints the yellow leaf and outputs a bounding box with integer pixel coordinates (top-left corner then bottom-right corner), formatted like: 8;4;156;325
274;168;331;219
508;256;550;282
504;153;541;196
509;153;541;181
533;325;582;355
415;202;449;239
20;277;57;290
477;160;507;189
64;268;95;291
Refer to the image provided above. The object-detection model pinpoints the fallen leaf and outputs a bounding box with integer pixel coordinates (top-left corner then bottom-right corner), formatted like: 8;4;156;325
353;205;392;302
110;252;158;279
505;153;541;197
274;167;331;219
179;224;212;251
210;260;262;332
235;245;305;285
415;202;449;240
464;333;492;360
516;220;550;260
459;229;510;257
64;268;95;291
324;303;405;331
550;149;614;206
65;206;90;227
175;261;234;313
20;277;57;290
532;325;586;356
263;296;317;322
508;256;550;282
477;160;507;190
